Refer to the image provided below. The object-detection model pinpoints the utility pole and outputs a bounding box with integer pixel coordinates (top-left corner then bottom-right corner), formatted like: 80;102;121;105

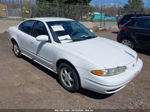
116;0;119;21
103;0;105;27
99;0;103;27
20;0;23;18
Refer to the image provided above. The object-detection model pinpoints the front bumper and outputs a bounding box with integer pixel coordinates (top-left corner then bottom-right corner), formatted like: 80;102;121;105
77;58;143;94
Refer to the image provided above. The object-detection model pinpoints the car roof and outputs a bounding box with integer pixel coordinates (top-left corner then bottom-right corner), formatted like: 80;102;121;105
29;17;74;22
123;14;150;16
131;16;150;20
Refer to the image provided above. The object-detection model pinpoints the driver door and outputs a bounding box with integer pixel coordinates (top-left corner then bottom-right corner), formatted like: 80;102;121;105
31;21;55;69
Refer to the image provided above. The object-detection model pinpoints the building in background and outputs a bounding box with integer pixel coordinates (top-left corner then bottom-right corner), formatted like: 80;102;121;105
0;3;7;17
0;0;36;17
90;12;116;21
0;0;36;5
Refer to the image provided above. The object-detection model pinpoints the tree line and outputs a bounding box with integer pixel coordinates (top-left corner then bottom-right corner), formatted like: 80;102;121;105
37;0;92;5
123;0;144;13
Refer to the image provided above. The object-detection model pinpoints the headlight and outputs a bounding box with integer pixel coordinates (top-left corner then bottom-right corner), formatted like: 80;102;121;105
91;66;127;76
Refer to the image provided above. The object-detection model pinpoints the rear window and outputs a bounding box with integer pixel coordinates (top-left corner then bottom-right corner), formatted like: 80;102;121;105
122;15;133;20
125;19;136;26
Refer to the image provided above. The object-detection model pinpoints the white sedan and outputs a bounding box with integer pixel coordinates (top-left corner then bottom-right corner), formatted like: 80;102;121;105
8;17;143;94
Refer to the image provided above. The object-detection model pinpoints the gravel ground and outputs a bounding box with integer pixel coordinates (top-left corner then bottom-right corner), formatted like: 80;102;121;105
0;20;20;33
0;20;149;110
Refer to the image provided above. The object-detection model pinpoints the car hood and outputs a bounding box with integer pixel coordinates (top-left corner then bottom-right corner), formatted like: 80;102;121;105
63;37;137;68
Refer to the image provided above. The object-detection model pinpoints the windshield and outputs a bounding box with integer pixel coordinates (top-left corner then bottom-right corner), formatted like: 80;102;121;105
47;21;97;43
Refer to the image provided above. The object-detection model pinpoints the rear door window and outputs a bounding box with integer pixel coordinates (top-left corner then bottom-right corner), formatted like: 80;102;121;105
136;19;150;28
19;20;35;35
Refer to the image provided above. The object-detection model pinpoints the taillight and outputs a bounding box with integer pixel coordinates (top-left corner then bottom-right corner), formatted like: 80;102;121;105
121;26;127;30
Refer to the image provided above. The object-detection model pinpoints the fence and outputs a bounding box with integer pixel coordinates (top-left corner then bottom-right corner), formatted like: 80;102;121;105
0;1;96;20
35;2;95;21
0;1;116;27
1;1;150;27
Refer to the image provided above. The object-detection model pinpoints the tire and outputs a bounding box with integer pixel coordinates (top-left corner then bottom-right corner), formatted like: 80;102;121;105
12;42;21;57
120;39;135;49
58;63;80;92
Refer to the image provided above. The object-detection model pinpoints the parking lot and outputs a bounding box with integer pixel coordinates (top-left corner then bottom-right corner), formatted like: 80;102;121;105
0;20;149;109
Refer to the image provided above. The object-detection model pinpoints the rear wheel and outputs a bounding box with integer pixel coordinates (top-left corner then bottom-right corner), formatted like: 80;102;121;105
58;63;80;92
120;39;135;49
13;42;21;57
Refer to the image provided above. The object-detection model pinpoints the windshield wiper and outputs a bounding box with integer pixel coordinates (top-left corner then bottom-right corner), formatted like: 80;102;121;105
81;35;97;39
73;38;85;42
59;38;73;43
73;36;96;42
60;38;72;41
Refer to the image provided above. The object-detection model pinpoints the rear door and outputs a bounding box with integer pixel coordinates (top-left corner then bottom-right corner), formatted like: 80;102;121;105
18;20;36;57
134;19;150;48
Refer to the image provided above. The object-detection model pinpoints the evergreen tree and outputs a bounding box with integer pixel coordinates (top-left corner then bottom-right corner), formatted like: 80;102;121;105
123;0;144;13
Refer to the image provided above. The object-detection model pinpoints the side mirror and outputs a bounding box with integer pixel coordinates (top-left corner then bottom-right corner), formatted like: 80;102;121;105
36;35;49;41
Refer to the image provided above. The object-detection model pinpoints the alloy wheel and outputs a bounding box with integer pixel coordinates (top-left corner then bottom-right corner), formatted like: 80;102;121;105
60;67;74;88
13;44;20;56
121;39;134;49
13;43;21;57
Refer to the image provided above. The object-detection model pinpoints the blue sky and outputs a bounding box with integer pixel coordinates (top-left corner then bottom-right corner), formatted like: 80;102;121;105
90;0;149;6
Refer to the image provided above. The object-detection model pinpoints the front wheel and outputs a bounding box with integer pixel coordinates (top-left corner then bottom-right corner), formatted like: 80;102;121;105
13;42;21;57
58;63;80;92
120;39;135;49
